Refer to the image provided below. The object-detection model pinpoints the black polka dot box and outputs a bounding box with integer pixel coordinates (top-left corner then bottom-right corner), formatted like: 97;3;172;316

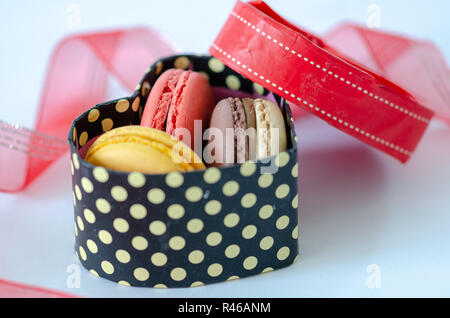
68;54;299;288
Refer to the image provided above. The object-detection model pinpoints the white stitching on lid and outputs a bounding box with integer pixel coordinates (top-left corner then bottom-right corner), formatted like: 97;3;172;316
229;11;430;124
211;43;412;157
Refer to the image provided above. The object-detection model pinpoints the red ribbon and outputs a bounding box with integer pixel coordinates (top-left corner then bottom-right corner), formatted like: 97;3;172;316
210;0;435;163
0;28;175;192
0;278;77;298
325;23;450;125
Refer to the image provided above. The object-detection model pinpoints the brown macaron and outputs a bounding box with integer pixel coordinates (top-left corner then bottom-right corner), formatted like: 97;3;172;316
205;97;287;167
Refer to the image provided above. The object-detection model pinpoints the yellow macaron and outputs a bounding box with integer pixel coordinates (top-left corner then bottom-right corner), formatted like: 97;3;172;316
85;126;205;174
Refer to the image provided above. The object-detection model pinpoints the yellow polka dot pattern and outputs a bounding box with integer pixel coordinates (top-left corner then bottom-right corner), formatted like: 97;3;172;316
240;162;256;177
83;209;95;224
155;61;163;75
204;200;221;215
134;267;149;281
151;252;167;267
81;177;94;193
167;204;185;219
75;185;82;201
275;184;290;199
253;82;265;95
275;152;290;168
87;239;98;254
95;198;110;214
79;131;88;146
132;97;140;112
225;75;241;90
185;186;203;202
88;109;100;122
101;118;114;132
223;213;239;228
101;261;114;275
147;188;165;204
208;57;225;73
130;204;147;219
225;244;240;259
169;236;186;251
207;263;223;277
206;232;222;247
242;225;257;239
292;194;298;209
149;221;166;236
111;186;128;202
186;218;204;234
118;280;130;287
241;193;257;208
260;236;274;250
258;174;273;188
90;269;99;277
76;216;84;231
115;99;129;113
70;55;299;288
222;181;239;196
93;167;109;183
188;250;204;264
259;204;274;219
132;236;148;251
115;249;130;263
174;56;190;69
98;230;112;245
170;267;187;281
203;167;221;184
243;256;258;270
277;247;290;261
128;172;146;188
276;216;290;230
141;81;151;97
79;246;87;261
165;172;184;188
190;281;204;288
113;218;129;233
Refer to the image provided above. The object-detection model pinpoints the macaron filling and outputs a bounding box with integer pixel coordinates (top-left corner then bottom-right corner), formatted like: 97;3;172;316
242;98;257;161
254;98;271;158
150;69;184;130
166;71;191;135
229;97;248;163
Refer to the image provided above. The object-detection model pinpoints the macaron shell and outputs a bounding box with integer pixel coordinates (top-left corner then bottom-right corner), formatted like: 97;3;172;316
87;142;186;174
164;70;191;136
166;71;214;151
206;98;235;167
85;126;205;174
266;100;287;156
140;69;184;129
254;99;270;159
254;99;287;159
230;98;248;164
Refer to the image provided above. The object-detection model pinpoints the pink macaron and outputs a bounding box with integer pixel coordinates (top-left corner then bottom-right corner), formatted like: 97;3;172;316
140;68;214;149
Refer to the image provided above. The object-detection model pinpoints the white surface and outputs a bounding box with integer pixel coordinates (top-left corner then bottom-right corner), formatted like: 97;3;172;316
1;0;450;297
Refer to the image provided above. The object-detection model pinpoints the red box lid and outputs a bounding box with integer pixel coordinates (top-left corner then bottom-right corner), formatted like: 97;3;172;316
209;0;440;163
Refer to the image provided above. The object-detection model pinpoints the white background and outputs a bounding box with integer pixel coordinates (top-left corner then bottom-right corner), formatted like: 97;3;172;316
0;0;449;297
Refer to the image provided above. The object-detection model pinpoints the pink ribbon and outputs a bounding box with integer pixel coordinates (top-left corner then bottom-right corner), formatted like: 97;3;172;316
0;27;175;192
